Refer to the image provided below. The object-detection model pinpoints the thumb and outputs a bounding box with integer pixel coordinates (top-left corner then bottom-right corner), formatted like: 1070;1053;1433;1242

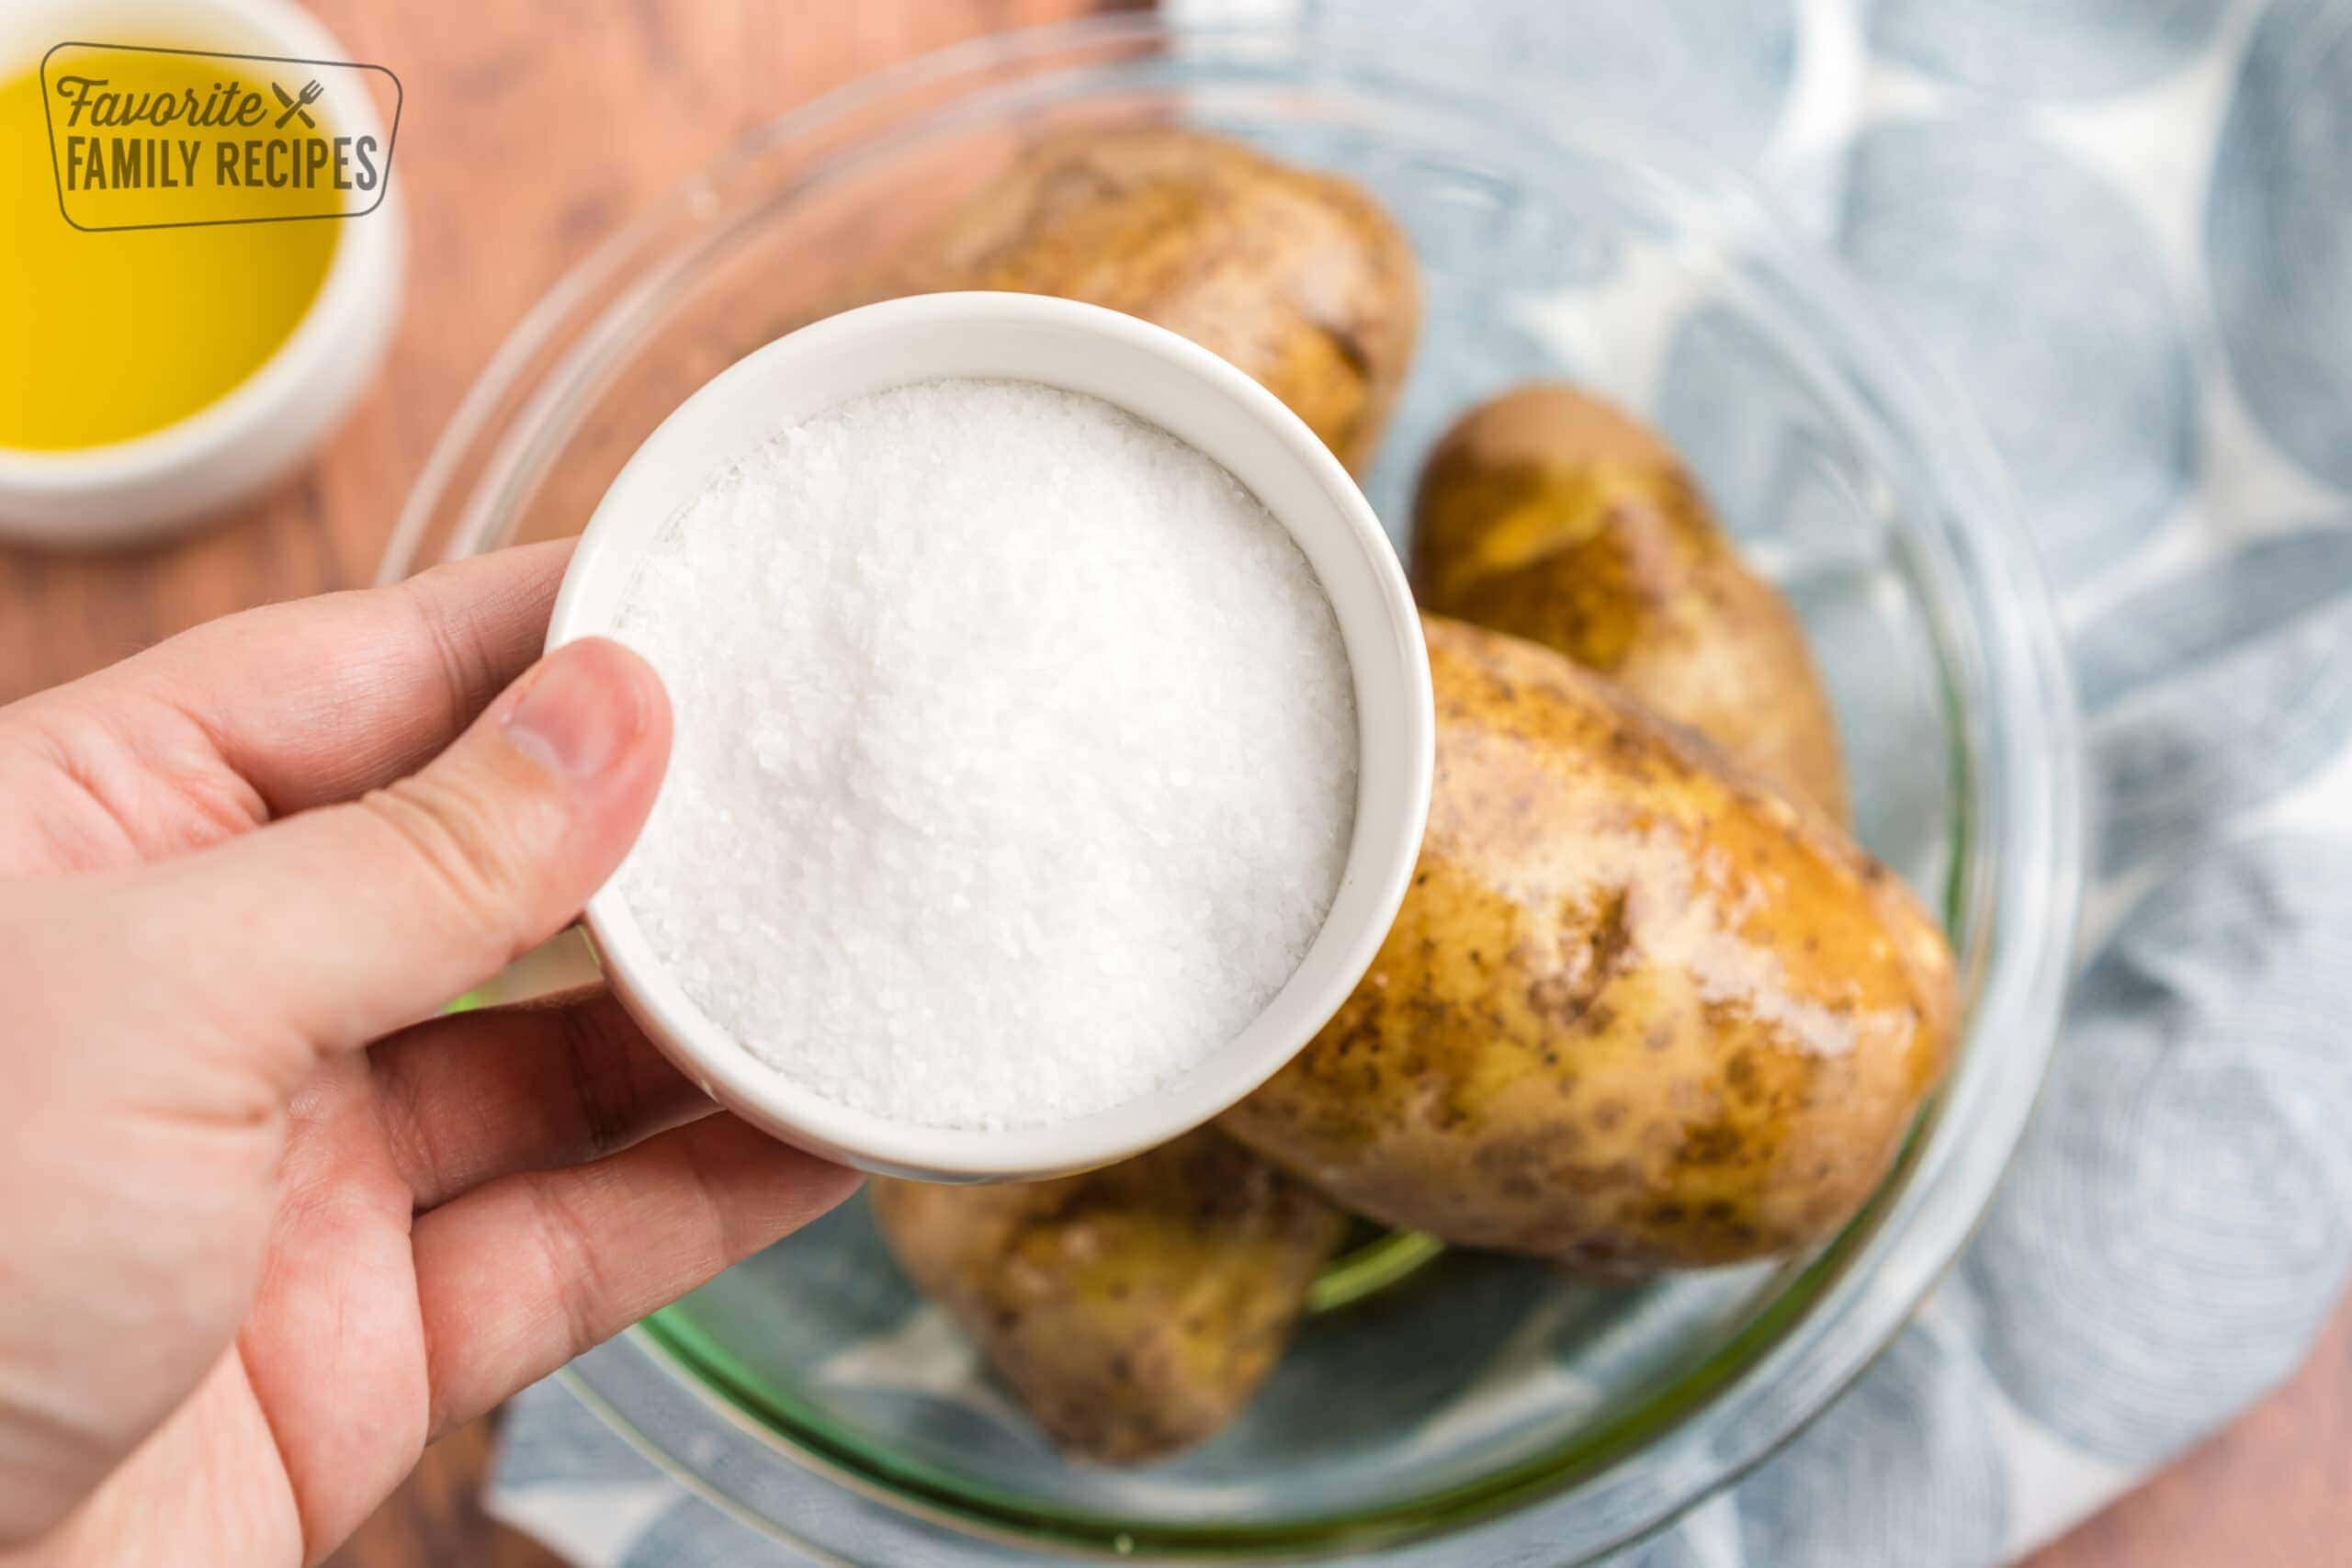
131;636;671;1074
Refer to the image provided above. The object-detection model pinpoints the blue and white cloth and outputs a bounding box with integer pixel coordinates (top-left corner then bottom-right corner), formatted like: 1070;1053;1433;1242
492;1;2352;1562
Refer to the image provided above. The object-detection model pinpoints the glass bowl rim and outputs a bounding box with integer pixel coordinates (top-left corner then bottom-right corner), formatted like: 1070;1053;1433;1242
383;12;2087;1562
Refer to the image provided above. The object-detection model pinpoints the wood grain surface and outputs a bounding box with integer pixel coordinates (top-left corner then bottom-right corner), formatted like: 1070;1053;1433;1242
1;2;2343;1564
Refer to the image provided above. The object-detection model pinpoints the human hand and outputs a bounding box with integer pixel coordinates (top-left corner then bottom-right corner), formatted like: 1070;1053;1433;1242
0;541;859;1564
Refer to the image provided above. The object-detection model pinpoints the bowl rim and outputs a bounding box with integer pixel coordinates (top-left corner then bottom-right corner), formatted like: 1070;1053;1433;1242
549;290;1434;1182
388;12;2086;1562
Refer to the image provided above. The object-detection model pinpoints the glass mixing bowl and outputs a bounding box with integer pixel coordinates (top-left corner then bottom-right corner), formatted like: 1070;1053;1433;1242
382;16;2084;1562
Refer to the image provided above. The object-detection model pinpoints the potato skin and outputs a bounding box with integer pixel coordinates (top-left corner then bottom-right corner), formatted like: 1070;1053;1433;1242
1220;616;1955;1274
868;1130;1346;1464
902;128;1419;472
1413;384;1849;821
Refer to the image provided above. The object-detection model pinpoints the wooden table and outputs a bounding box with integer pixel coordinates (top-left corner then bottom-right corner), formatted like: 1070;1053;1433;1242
2;2;2343;1562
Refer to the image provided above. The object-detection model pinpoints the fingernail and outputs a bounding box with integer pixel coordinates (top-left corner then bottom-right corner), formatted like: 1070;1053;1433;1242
501;640;644;778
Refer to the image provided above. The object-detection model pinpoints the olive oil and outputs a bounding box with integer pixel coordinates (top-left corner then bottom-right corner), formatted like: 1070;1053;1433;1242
0;59;339;450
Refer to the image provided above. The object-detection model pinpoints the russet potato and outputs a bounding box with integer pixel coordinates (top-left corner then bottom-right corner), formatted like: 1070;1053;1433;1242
900;127;1419;472
1220;615;1954;1274
867;1130;1345;1464
1413;384;1849;820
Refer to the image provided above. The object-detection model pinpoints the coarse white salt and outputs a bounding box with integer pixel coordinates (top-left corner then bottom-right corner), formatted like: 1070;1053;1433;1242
612;378;1360;1130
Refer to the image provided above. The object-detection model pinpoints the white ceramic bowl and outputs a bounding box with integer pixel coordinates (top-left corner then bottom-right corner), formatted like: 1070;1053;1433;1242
548;292;1434;1181
0;0;403;546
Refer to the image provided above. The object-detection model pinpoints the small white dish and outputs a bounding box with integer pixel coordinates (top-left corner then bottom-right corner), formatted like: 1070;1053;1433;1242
0;0;403;546
549;292;1433;1182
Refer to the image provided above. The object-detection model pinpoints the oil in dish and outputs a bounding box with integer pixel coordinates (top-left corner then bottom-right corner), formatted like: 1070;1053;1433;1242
0;56;337;451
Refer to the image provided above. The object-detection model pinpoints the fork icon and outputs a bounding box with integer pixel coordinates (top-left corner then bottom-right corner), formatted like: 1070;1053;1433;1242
272;79;323;129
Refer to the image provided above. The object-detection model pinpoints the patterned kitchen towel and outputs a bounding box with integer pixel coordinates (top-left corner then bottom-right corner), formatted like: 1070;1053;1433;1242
491;0;2352;1562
